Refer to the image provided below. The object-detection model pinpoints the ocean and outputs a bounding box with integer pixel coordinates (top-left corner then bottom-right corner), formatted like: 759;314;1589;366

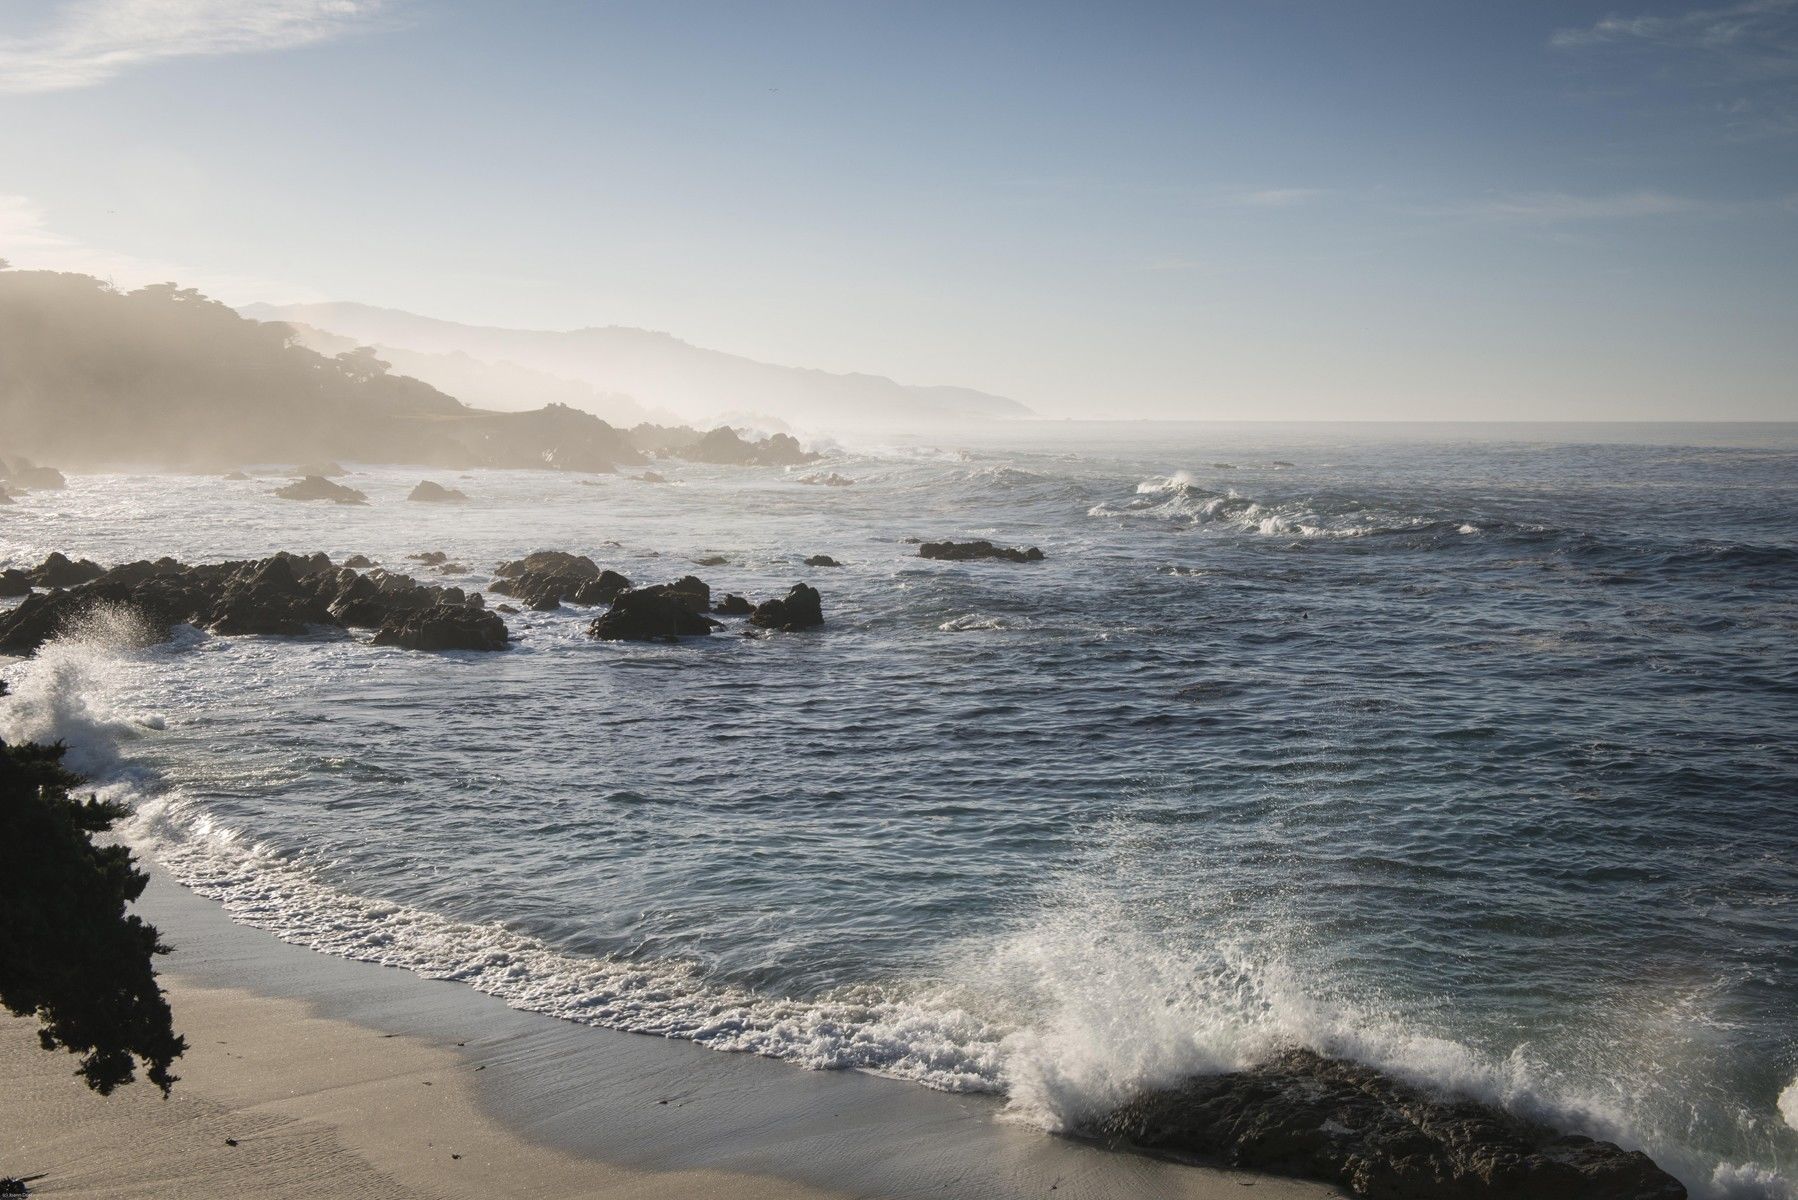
3;421;1794;1197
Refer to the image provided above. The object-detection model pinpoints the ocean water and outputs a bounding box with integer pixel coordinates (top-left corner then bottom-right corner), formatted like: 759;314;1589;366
3;421;1795;1197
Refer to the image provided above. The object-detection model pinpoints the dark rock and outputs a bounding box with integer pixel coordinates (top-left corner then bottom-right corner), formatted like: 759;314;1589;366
692;554;730;567
918;539;1044;563
750;583;823;632
0;552;493;655
342;554;375;569
495;603;519;614
1085;1048;1687;1200
435;562;467;575
408;480;469;503
292;461;348;477
274;475;368;504
494;550;599;580
491;563;629;610
408;551;449;565
639;575;710;613
371;604;508;652
588;587;722;642
0;569;31;598
30;552;107;588
635;471;668;484
803;555;841;567
713;593;754;616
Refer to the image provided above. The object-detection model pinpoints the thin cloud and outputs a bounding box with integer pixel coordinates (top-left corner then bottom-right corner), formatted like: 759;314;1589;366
1427;190;1710;222
0;0;393;94
1550;0;1798;137
1550;0;1797;60
1223;187;1330;209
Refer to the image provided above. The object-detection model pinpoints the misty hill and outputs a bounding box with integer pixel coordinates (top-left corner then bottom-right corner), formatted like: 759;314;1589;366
241;302;1032;428
0;269;640;472
283;321;667;428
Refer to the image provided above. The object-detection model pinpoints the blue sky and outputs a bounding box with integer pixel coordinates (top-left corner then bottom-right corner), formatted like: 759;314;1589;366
2;0;1795;419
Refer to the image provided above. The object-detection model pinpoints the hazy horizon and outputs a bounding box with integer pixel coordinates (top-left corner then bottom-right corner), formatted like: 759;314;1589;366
3;1;1796;421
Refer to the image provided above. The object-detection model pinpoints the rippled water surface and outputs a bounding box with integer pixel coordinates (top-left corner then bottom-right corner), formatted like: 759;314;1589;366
4;422;1796;1197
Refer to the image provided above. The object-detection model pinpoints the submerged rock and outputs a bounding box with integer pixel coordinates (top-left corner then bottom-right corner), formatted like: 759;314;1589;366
750;583;823;632
712;593;754;616
9;464;67;490
803;554;842;567
794;472;854;487
407;480;469;502
588;586;722;642
1085;1048;1686;1200
918;539;1044;563
274;475;368;504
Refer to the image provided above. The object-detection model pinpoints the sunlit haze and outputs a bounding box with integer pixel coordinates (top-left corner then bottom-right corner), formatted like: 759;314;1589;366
3;0;1794;421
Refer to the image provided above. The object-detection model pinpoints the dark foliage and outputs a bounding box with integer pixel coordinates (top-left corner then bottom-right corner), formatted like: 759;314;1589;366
0;698;186;1095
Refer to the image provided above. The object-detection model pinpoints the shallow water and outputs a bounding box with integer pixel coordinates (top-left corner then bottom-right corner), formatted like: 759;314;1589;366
4;421;1795;1197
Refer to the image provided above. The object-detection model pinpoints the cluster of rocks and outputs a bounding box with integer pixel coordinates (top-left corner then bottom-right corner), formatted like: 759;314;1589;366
584;574;823;642
489;551;632;611
274;475;368;505
1084;1048;1687;1200
918;539;1045;563
0;552;504;654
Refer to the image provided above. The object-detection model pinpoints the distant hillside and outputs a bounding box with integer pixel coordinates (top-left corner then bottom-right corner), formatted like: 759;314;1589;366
0;270;639;472
283;322;668;428
241;301;1032;428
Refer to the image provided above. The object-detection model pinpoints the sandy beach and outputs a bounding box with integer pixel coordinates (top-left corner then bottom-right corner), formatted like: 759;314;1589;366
1;869;1338;1200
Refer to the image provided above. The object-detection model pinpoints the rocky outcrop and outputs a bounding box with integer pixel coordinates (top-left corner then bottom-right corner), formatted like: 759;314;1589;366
712;593;754;616
0;569;31;597
1084;1049;1686;1200
371;604;507;651
0;552;502;655
588;586;722;642
407;480;468;502
1;456;67;490
918;539;1044;563
803;555;842;567
342;554;376;569
750;583;823;632
274;475;368;504
29;553;106;588
291;461;349;477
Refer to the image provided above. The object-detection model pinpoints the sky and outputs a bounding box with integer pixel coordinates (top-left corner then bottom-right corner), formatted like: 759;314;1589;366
1;0;1795;420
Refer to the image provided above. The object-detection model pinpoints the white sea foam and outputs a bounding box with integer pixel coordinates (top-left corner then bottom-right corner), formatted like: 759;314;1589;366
1090;474;1377;538
1782;1078;1798;1131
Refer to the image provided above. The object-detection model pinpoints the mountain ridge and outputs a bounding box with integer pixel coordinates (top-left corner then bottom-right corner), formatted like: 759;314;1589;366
240;301;1031;428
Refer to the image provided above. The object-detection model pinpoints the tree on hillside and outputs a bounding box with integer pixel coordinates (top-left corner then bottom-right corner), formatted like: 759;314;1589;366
0;682;185;1095
334;345;391;383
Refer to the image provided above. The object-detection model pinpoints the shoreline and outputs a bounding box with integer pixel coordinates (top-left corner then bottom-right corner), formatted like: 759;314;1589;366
2;865;1337;1200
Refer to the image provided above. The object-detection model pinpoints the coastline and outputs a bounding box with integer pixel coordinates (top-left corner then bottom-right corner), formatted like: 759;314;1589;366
2;866;1339;1200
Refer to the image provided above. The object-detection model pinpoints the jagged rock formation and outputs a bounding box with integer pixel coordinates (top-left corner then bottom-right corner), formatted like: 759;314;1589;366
0;553;503;654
